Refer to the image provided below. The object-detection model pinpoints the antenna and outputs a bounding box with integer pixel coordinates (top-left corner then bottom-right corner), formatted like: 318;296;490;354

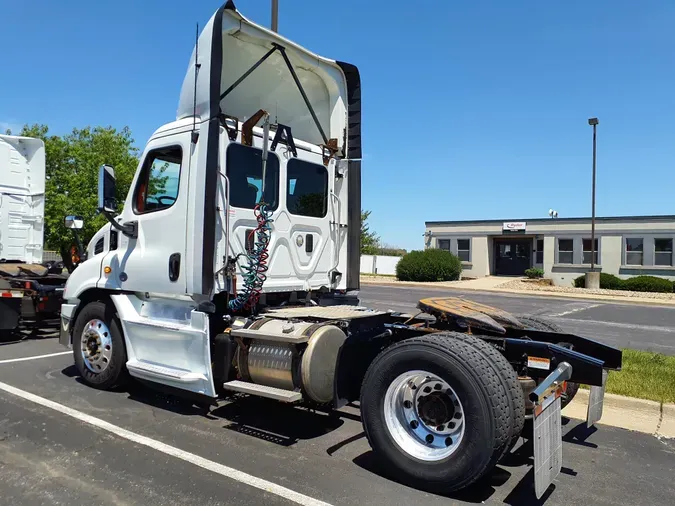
191;22;200;144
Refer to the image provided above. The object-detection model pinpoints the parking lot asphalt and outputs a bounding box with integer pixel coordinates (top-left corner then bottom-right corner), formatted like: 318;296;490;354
1;334;675;506
359;284;675;354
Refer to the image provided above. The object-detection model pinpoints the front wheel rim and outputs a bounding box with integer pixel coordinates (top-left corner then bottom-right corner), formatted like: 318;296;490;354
80;319;113;373
384;370;466;461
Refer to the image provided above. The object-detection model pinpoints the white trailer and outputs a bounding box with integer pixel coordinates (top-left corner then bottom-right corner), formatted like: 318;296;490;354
0;134;65;332
59;2;621;497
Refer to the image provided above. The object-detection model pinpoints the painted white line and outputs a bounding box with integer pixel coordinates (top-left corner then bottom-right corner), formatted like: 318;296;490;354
546;303;600;317
0;351;71;364
0;381;331;506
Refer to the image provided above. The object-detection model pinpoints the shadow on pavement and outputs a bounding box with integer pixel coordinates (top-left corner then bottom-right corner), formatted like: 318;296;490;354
0;318;59;346
352;450;510;504
211;396;344;446
563;421;598;448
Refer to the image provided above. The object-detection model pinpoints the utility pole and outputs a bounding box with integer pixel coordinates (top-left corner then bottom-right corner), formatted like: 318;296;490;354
271;0;279;32
588;117;598;270
585;117;600;289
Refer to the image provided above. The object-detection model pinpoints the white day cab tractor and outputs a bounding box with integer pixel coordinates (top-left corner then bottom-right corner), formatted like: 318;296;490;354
59;1;622;497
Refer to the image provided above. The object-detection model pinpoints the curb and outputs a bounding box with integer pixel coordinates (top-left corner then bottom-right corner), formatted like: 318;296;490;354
359;278;675;308
562;388;675;438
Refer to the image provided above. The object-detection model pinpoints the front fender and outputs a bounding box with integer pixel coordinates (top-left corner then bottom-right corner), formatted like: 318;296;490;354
63;257;103;301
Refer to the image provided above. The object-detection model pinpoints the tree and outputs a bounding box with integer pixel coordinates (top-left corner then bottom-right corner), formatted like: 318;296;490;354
20;124;139;269
360;209;379;254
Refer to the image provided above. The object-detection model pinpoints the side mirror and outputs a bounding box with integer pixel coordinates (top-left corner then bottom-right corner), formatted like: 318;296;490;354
64;215;84;230
98;164;117;213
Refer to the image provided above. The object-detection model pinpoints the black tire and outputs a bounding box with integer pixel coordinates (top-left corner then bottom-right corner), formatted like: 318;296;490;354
360;332;516;494
440;333;525;465
517;315;562;333
72;301;129;390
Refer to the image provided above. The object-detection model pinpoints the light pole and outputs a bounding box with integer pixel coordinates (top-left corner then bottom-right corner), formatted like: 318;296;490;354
588;118;598;271
271;0;279;32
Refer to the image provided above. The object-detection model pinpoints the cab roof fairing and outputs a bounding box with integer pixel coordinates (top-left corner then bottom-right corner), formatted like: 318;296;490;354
176;1;360;158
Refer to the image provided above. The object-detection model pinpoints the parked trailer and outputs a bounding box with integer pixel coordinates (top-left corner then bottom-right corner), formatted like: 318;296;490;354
0;134;66;333
59;2;621;497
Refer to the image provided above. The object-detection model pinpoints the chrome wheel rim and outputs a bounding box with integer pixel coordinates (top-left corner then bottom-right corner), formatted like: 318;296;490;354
80;319;113;373
384;370;465;461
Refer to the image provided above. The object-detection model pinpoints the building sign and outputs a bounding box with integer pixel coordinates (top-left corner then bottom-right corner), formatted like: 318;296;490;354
502;221;526;233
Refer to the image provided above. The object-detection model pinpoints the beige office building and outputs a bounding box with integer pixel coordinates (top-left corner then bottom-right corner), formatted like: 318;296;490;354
424;215;675;286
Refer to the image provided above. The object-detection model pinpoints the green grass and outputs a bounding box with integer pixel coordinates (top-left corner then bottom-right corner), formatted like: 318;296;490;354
581;349;675;403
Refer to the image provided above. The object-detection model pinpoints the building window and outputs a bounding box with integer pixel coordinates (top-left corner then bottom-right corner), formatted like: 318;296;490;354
437;239;451;251
655;238;673;266
582;238;599;265
133;145;182;214
536;239;543;264
625;238;643;265
286;158;328;218
557;239;574;264
457;239;470;262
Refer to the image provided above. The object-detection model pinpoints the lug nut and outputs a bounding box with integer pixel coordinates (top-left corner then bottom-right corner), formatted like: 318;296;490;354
445;437;452;446
403;400;412;409
410;420;419;429
437;425;445;431
423;386;431;393
449;422;455;429
434;383;442;390
425;434;434;444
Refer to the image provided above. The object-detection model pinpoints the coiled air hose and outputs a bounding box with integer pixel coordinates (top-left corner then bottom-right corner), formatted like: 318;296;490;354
227;202;274;312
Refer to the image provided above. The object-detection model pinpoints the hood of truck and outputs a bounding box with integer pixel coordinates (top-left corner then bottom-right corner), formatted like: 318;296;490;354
176;1;360;157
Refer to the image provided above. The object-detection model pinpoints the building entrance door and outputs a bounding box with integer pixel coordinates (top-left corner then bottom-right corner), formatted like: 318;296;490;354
495;240;531;275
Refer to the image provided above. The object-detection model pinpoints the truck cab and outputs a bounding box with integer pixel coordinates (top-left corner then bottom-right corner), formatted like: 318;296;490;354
60;2;361;398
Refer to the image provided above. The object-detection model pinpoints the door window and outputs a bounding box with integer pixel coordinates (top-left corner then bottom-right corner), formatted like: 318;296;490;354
134;146;182;214
226;143;280;210
287;159;328;218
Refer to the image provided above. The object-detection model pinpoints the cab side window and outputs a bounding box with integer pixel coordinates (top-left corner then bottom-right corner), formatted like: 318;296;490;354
133;146;182;214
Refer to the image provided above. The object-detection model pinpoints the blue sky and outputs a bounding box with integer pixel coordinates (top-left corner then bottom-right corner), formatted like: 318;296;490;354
2;0;674;251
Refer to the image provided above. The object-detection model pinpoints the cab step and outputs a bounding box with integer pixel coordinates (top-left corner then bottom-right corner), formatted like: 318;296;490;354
222;380;303;402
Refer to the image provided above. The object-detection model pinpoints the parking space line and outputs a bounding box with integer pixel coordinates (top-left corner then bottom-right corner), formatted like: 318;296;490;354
0;380;331;506
0;351;71;364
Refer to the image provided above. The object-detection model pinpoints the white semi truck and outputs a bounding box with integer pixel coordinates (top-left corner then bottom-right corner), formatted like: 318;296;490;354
59;2;622;497
0;134;66;333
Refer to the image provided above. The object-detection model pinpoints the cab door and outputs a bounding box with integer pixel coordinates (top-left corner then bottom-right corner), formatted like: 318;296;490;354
100;132;190;295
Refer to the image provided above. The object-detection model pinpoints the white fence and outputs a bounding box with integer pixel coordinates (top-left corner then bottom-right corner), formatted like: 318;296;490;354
360;254;401;276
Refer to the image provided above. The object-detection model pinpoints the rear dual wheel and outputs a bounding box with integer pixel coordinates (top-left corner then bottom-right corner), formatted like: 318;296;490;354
360;332;524;494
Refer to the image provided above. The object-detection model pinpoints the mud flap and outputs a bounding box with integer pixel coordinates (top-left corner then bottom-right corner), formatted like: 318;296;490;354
586;368;608;428
533;385;564;499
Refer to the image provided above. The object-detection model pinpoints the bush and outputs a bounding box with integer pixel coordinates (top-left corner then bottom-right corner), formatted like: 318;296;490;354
396;248;462;282
524;268;544;279
621;275;673;293
573;273;623;290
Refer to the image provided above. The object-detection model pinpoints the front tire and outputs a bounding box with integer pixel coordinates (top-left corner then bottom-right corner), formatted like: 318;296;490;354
360;333;518;494
73;301;129;390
